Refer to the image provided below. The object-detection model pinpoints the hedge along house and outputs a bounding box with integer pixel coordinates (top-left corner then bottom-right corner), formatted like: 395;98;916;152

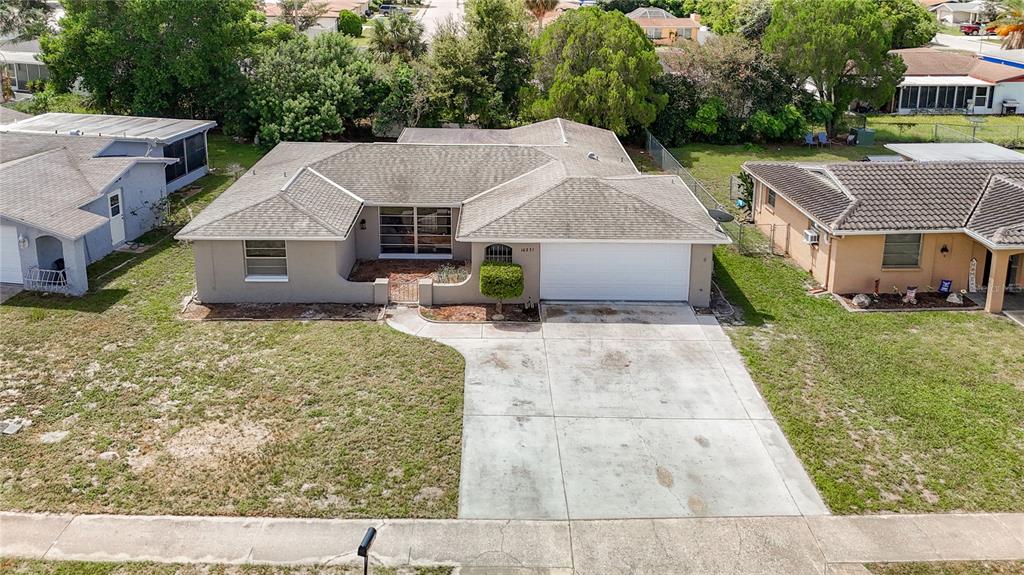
0;114;216;295
176;119;731;307
742;160;1024;313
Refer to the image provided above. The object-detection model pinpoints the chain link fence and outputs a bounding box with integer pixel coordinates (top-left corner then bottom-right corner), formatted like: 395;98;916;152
644;131;779;255
863;119;1024;148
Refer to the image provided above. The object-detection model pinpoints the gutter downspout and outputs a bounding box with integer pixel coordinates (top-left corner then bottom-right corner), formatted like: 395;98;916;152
823;235;835;291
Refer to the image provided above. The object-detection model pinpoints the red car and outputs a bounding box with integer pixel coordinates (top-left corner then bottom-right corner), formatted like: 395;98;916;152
960;23;997;35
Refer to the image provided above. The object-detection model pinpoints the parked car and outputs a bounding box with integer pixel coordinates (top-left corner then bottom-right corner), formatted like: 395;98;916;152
379;4;408;15
960;23;997;35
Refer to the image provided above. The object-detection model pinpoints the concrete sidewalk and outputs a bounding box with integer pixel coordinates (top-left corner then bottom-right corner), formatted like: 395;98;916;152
3;512;1022;574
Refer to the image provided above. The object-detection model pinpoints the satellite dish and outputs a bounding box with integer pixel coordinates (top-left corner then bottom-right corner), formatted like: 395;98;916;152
707;208;734;223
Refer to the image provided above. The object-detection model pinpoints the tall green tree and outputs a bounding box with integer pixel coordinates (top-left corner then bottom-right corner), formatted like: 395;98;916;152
247;32;378;146
764;0;905;135
373;60;436;136
530;8;666;135
0;0;52;42
878;0;938;49
40;0;268;126
427;0;531;127
368;12;426;62
695;0;741;34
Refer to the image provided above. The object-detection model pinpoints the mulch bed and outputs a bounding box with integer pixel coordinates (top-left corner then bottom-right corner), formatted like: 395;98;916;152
348;259;469;283
838;291;980;311
181;301;382;321
420;304;540;323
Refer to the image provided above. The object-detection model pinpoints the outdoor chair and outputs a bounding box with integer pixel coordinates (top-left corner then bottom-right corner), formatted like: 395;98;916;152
804;133;815;147
817;132;831;147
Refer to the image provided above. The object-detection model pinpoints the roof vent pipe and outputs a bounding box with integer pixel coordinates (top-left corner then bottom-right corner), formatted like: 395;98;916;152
587;152;599;160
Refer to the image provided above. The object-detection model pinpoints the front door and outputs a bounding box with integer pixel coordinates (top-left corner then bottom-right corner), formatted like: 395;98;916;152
108;190;125;245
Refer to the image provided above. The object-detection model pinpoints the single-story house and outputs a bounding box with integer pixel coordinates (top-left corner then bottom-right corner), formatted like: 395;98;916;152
931;0;993;24
262;0;370;37
625;7;699;45
1;113;216;295
884;142;1024;162
888;48;1024;115
176;119;731;306
742;160;1024;313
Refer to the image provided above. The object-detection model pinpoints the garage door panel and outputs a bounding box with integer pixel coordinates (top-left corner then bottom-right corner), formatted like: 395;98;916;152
541;242;689;301
1;225;23;285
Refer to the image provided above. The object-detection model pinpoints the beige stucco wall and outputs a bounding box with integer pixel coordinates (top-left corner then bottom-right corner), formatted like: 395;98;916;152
433;242;541;305
191;238;373;303
753;180;832;287
688;243;713;307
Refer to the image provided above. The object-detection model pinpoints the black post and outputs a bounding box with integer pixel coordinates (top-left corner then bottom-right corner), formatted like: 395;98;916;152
358;527;377;575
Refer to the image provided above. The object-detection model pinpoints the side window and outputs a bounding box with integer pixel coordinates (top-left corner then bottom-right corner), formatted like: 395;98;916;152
882;234;921;268
484;243;513;263
767;188;777;208
244;240;288;279
108;193;121;217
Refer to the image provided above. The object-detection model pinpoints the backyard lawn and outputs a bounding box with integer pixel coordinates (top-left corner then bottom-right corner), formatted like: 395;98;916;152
0;137;465;519
665;144;1024;514
864;115;1024;148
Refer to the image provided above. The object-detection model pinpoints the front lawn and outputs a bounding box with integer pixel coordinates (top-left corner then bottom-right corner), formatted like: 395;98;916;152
1;559;452;575
671;144;1024;514
867;562;1024;575
0;138;465;519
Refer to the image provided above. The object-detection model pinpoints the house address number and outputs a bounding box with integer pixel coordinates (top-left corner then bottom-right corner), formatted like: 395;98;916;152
519;247;535;253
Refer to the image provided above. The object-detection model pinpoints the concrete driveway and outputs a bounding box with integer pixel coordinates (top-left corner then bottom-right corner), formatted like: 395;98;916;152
389;303;828;520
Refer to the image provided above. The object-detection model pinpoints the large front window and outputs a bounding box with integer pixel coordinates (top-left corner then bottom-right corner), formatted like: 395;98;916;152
379;207;452;256
244;240;288;280
882;234;921;268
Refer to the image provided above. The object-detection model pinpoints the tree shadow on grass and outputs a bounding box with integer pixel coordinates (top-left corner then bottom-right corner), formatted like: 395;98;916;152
713;253;774;327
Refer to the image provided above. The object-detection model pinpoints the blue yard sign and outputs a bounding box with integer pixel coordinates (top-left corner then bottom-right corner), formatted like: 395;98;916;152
939;279;952;294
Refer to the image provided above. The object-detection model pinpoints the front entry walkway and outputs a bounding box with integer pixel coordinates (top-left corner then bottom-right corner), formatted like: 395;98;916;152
389;303;828;520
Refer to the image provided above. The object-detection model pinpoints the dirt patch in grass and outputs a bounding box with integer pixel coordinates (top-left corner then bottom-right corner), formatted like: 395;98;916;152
419;304;539;322
1;558;454;575
181;302;382;321
838;292;980;311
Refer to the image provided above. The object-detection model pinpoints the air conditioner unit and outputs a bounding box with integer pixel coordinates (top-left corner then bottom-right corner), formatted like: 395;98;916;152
803;229;820;245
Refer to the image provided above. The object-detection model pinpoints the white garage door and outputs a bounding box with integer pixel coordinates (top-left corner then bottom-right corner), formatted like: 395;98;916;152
0;224;23;284
540;242;690;301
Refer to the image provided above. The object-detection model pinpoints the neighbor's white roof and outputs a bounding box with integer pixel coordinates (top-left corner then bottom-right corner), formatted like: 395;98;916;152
884;142;1024;162
1;112;216;143
899;75;994;87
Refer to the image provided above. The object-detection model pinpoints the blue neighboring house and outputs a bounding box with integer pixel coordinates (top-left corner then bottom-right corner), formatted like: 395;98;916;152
0;113;216;296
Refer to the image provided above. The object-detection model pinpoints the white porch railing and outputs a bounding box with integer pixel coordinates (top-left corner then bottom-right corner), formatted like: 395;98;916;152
23;267;70;294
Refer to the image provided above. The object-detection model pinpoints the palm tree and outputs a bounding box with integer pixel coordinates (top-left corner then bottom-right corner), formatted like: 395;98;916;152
369;12;427;62
524;0;559;32
993;0;1024;49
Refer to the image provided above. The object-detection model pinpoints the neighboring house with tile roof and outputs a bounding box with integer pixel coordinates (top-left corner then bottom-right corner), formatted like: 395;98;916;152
742;159;1024;313
176;119;731;306
625;7;699;45
889;48;1024;115
931;0;995;24
0;113;216;295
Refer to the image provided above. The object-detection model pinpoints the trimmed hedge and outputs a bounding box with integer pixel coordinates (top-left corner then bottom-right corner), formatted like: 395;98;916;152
337;11;363;37
479;261;524;302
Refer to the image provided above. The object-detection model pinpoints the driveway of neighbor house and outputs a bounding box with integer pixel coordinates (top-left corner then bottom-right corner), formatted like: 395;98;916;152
418;0;462;40
389;303;829;520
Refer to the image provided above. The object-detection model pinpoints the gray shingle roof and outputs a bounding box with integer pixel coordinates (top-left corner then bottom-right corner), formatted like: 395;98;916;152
459;174;730;243
742;160;1024;248
966;176;1024;245
2;112;216;143
180;119;722;244
0;131;170;239
0;107;31;124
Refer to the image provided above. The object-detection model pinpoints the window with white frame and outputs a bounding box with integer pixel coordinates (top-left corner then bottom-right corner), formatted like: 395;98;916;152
484;244;513;263
244;240;288;279
882;234;921;268
766;188;777;208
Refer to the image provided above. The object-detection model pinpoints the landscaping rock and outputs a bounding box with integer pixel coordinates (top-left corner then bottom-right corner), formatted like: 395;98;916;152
1;417;30;435
946;292;963;305
40;430;69;444
852;294;872;309
98;451;119;461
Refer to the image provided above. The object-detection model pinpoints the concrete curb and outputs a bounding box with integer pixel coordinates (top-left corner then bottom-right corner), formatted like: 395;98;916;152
3;512;1021;573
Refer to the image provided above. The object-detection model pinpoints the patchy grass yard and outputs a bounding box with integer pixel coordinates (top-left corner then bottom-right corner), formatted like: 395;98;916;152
864;115;1024;148
0;138;465;519
0;559;451;575
867;562;1024;575
671;145;1024;514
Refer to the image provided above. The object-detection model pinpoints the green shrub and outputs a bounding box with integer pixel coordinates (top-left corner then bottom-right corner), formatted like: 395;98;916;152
337;10;363;36
479;261;523;312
